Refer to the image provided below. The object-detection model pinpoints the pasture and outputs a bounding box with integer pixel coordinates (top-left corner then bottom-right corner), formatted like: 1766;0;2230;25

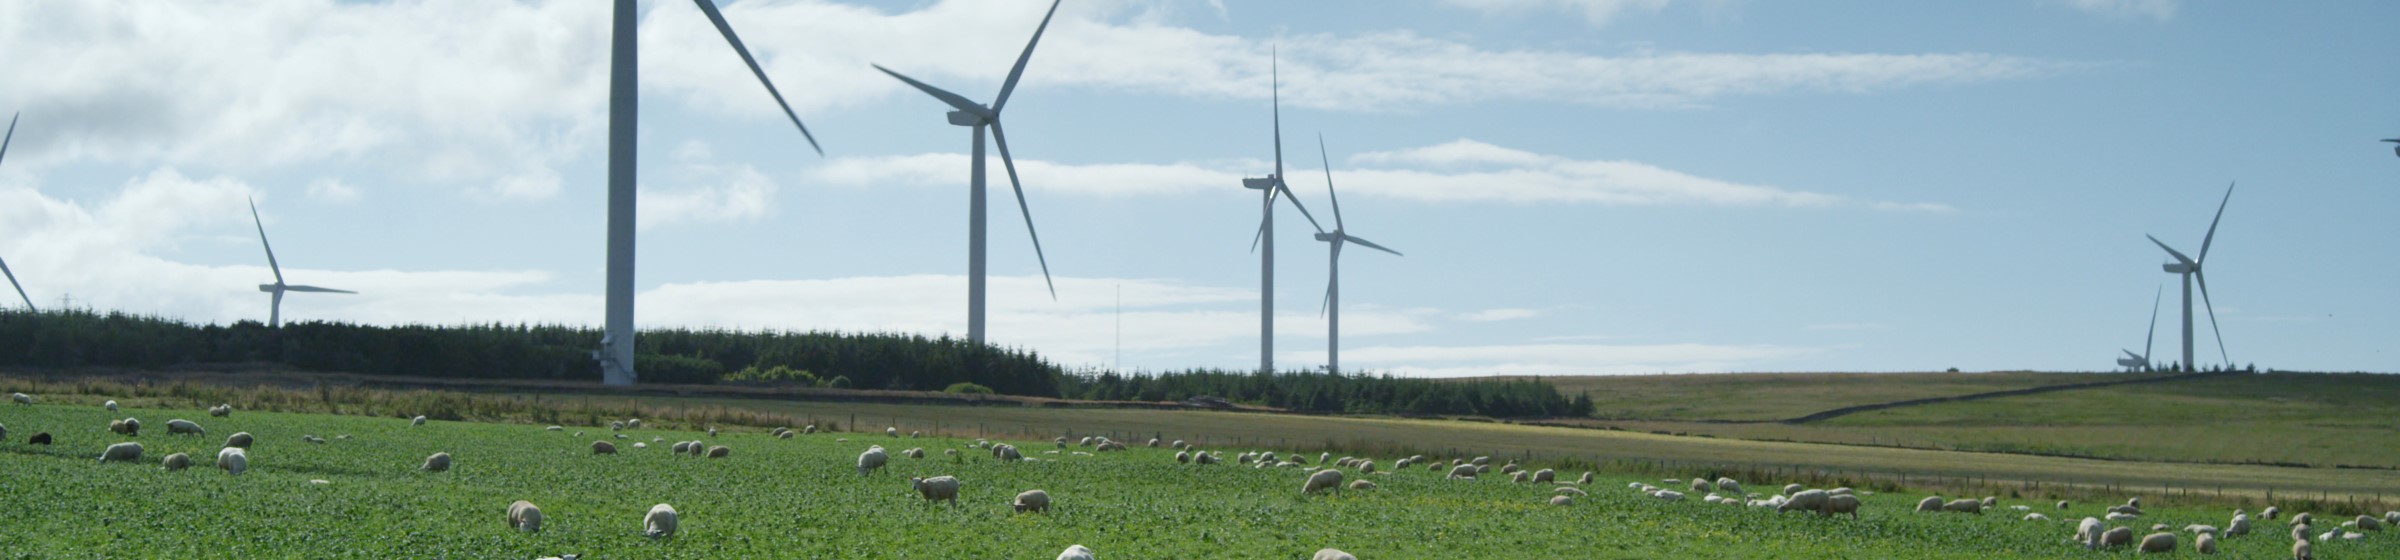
6;398;2400;558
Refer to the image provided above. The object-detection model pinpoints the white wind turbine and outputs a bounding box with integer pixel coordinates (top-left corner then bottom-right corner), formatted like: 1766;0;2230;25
1311;135;1401;375
1242;51;1328;374
248;198;355;329
870;0;1063;345
2116;285;2160;372
2145;182;2234;372
0;112;33;311
599;0;826;385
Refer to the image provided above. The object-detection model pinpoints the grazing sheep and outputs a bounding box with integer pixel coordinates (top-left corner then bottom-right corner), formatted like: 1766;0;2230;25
2025;513;2051;521
1056;545;1096;560
1394;457;1413;470
1824;494;1862;518
2185;524;2219;535
706;445;730;459
803;425;817;434
858;447;890;475
1470;456;1490;466
1580;472;1594;485
2293;512;2313;527
1192;451;1215;465
1917;496;1945;513
2293;538;2311;560
1651;490;1686;501
903;448;926;459
411;416;426;427
1313;549;1357;560
1146;438;1159;448
2058;500;2072;509
105;400;118;412
1779;490;1830;515
1014;489;1051;513
1448;464;1479;480
121;418;142;436
2387;511;2400;526
1349;480;1377;491
1171;439;1186;449
110;419;129;434
2140;532;2177;553
610;421;625;431
910;475;962;505
2228;513;2252;536
1175;451;1190;463
1551;495;1575;506
891;427;902;438
1691;478;1714;493
163;452;192;471
1511;471;1529;484
1981;496;1998;510
2099;527;2134;549
2292;524;2311;543
2108;512;2141;521
223;432;254;449
99;442;143;463
777;431;794;440
217;447;248;475
688;441;705;456
11;392;30;405
1304;469;1345;494
508;500;543;532
1942;499;1983;514
593;441;618;455
304;435;327;444
2110;504;2145;516
626;419;641;429
2195;532;2216;554
2263;506;2280;520
644;503;678;538
1532;469;1555;483
422;452;452;472
1557;487;1588;496
1716;478;1741;494
0;423;6;441
209;404;232;417
2078;517;2108;549
166;419;204;436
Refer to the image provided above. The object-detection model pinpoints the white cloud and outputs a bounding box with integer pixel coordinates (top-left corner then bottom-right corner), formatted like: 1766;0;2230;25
305;178;361;204
1804;322;1887;332
1295;342;1822;377
1438;0;1674;25
2058;0;2177;21
1457;307;1542;322
638;141;780;230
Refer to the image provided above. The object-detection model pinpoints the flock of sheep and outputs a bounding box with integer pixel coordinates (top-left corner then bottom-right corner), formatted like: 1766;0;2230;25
14;390;2398;558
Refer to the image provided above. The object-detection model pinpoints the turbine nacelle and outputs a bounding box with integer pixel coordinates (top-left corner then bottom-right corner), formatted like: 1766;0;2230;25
1313;232;1338;242
2161;262;2192;274
946;110;992;127
259;284;280;293
1242;177;1276;190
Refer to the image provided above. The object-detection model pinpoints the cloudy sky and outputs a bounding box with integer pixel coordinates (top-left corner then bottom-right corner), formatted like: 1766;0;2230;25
0;0;2394;376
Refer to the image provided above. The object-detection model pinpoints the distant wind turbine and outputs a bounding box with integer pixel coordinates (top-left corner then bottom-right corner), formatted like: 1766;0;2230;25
870;0;1063;345
0;112;33;311
2145;182;2235;372
248;198;355;329
599;0;826;385
1312;135;1401;376
2116;285;2161;372
1241;50;1328;374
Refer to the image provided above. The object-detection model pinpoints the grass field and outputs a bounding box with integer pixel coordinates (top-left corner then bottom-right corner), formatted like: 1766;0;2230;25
6;400;2392;558
1524;371;2170;421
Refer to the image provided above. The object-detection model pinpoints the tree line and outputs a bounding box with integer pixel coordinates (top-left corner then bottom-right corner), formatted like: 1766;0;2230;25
1057;368;1593;418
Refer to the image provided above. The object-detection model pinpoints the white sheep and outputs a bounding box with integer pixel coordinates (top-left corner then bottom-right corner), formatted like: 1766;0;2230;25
2354;515;2384;531
226;432;254;449
2293;538;2311;560
891;427;902;438
2195;532;2216;554
2227;512;2251;536
1651;490;1686;501
105;400;118;412
422;452;452;472
209;404;232;417
2262;506;2280;520
2293;512;2312;527
593;441;618;455
2184;524;2218;535
2098;527;2134;549
1690;478;1714;493
1056;544;1096;560
644;503;678;538
11;392;30;405
2025;513;2051;521
165;419;204;436
1312;549;1357;560
2108;512;2141;521
1532;469;1555;483
1014;489;1051;513
1349;480;1378;491
411;415;426;427
1943;499;1983;514
1551;495;1575;506
1918;496;1946;513
1303;469;1344;494
1716;478;1741;494
1448;464;1479;480
1146;438;1159;448
163;452;192;471
1779;490;1830;514
1394;457;1413;470
911;475;962;505
903;447;926;459
632;442;647;449
99;442;143;463
626;419;641;429
546;426;564;432
1170;440;1186;449
1824;494;1862;518
2140;532;2177;553
508;500;544;532
700;445;727;459
1783;483;1806;496
858;447;890;475
1192;451;1216;465
1175;451;1191;463
1579;472;1594;485
1511;471;1529;484
2078;517;2108;549
217;447;248;475
1470;456;1490;466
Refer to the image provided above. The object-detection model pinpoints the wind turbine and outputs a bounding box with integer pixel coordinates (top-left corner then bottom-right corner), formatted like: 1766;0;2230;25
0;112;33;311
248;198;355;329
1241;51;1328;374
1311;135;1401;375
600;0;826;385
870;0;1062;345
2145;182;2234;372
2116;285;2160;372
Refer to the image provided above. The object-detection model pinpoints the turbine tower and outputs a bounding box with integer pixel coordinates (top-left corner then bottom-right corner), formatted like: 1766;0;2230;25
2116;285;2160;372
2144;182;2234;372
602;0;825;385
1311;135;1401;375
1241;51;1327;374
870;0;1063;345
248;198;355;329
0;112;33;311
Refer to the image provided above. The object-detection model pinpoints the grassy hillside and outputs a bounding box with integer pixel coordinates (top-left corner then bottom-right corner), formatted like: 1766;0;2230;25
1522;371;2165;421
4;401;2385;558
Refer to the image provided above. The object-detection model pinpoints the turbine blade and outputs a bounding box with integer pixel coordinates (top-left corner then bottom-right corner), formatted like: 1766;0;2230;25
1276;182;1325;234
1319;273;1334;318
691;0;823;156
0;112;17;170
1319;133;1343;231
991;0;1062;113
249;198;285;285
2198;182;2232;263
990;121;1055;300
2123;349;2143;361
0;255;33;311
2145;284;2160;360
2145;234;2195;266
282;285;357;294
872;64;985;116
2197;271;2228;368
1270;48;1283;190
1343;234;1402;257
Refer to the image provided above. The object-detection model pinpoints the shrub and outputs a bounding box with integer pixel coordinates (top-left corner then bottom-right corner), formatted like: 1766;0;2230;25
944;382;995;395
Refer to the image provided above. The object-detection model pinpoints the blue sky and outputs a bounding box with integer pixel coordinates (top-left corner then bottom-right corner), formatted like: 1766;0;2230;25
0;0;2394;376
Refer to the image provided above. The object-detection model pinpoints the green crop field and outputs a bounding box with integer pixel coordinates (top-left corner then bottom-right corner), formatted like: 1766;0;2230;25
6;399;2400;558
1522;371;2168;421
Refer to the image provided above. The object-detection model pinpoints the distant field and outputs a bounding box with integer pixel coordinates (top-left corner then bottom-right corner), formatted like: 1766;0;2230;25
1516;371;2164;421
4;402;2392;558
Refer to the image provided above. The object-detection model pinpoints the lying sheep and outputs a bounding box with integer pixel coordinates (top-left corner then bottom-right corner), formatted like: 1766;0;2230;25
858;447;890;475
1303;469;1344;494
100;442;143;463
2108;512;2141;521
1551;495;1575;506
707;445;730;459
2025;513;2051;521
644;503;678;538
1651;490;1686;501
1175;451;1191;463
2195;532;2216;554
1349;480;1378;491
911;475;962;505
2355;515;2384;531
546;426;563;432
593;441;618;455
508;501;543;532
632;442;647;449
1784;483;1806;496
2140;532;2177;553
217;447;248;475
422;452;452;472
1056;545;1095;560
226;432;254;449
1313;549;1357;560
163;452;192;471
1917;496;1945;513
165;419;204;436
1557;487;1589;496
1448;464;1479;480
2184;524;2218;535
1014;489;1050;513
1943;499;1984;514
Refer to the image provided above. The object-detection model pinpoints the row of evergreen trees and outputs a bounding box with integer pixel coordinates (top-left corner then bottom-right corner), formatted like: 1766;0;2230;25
1057;368;1594;418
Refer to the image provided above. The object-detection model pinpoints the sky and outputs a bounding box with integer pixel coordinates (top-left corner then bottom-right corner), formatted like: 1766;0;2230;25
0;0;2395;377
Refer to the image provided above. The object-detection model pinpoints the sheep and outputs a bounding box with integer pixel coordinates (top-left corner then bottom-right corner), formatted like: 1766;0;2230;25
644;503;678;538
10;392;29;405
163;452;192;471
1981;496;1997;510
2293;512;2312;527
2388;511;2400;526
2228;512;2252;536
1312;549;1357;560
422;452;452;472
1303;469;1344;494
1651;490;1686;501
626;419;641;429
2185;524;2219;535
302;435;327;444
610;421;625;431
1716;478;1741;494
1191;451;1215;465
891;427;902;438
2291;523;2311;543
1146;438;1159;448
2263;506;2280;520
2025;513;2051;521
1318;452;1331;465
1690;478;1714;493
1779;490;1830;514
166;419;204;436
1942;499;1983;514
2317;527;2344;542
1448;464;1479;480
0;423;6;442
910;431;922;439
803;425;817;434
593;441;618;455
209;404;232;417
1394;457;1413;470
1580;472;1595;485
508;500;544;532
2110;504;2145;516
777;431;794;440
707;427;718;438
2195;532;2217;554
105;400;118;412
411;416;426;427
120;418;142;436
2078;517;2108;549
1532;468;1555;483
2354;515;2384;531
1014;489;1051;513
1170;439;1186;449
546;426;563;432
688;441;706;456
632;442;647;449
903;448;926;459
217;447;248;475
858;446;890;475
1557;487;1589;497
1470;456;1490;466
2108;512;2140;521
1175;451;1191;463
99;442;143;463
2099;527;2135;549
1349;480;1378;491
218;432;253;449
904;475;965;506
1551;495;1575;506
110;419;129;435
2058;500;2072;509
707;445;730;459
2293;538;2311;560
1916;496;1945;513
1056;545;1095;560
1824;494;1862;519
1511;471;1529;484
2139;532;2177;553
